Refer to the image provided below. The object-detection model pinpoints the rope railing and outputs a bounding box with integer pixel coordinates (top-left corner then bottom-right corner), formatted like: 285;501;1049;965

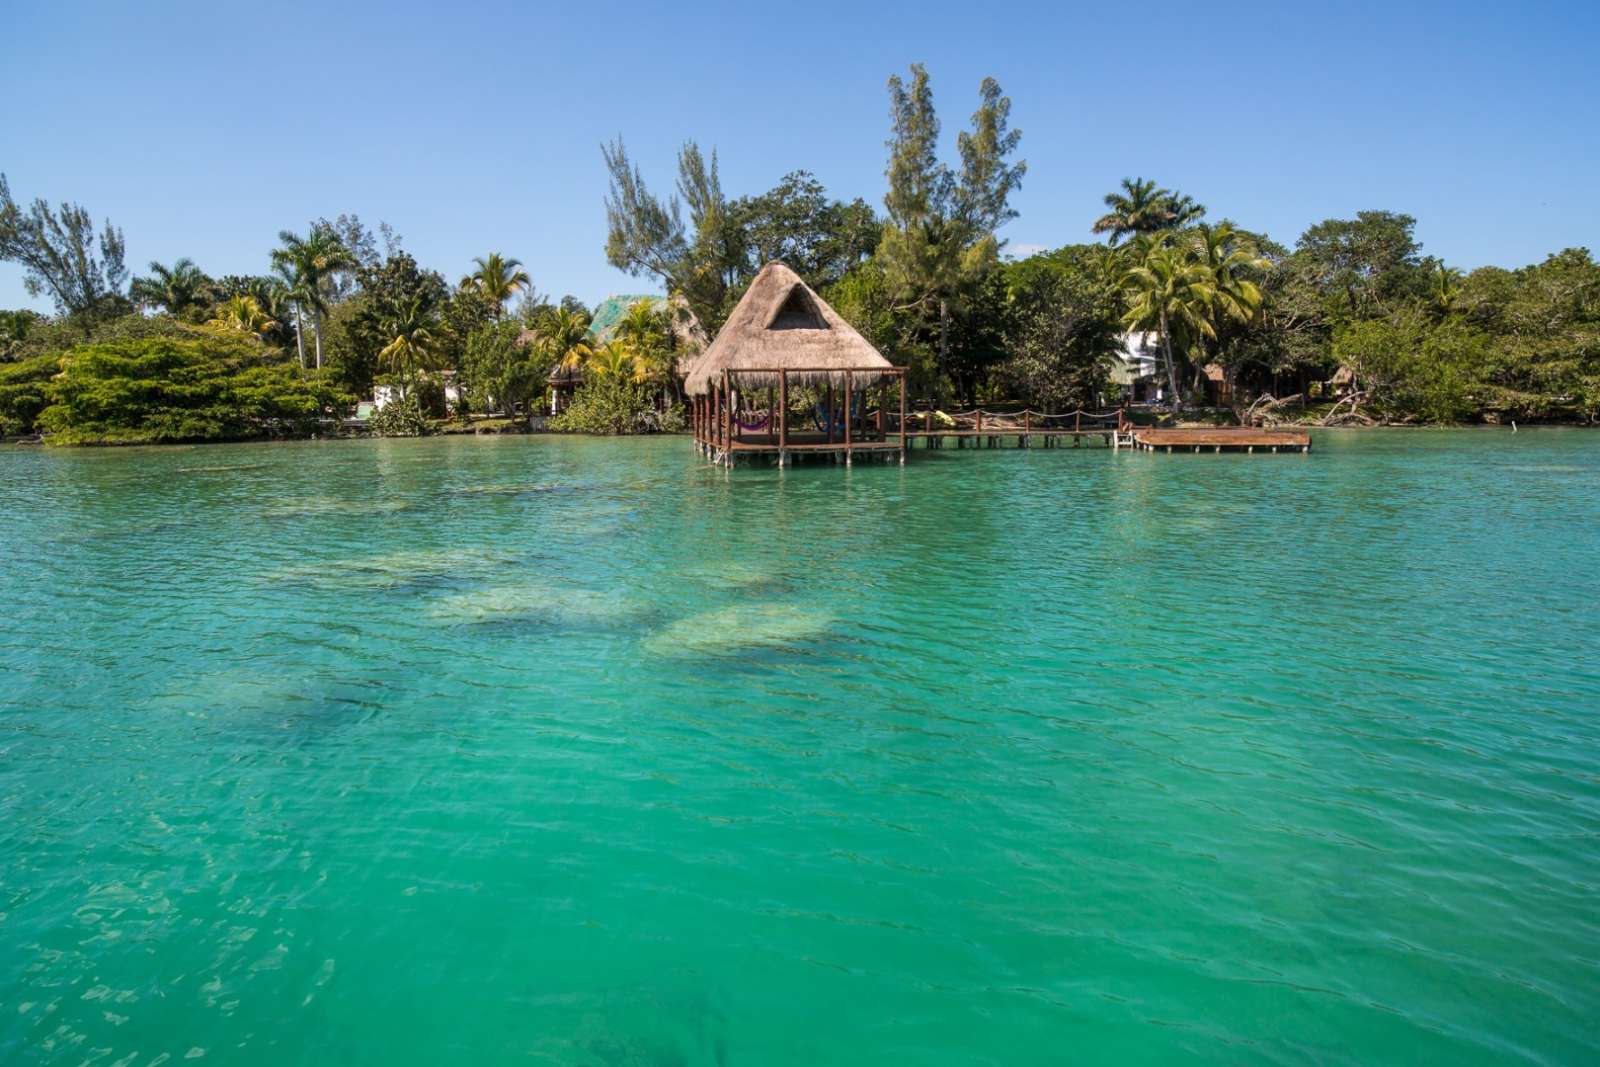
884;406;1129;429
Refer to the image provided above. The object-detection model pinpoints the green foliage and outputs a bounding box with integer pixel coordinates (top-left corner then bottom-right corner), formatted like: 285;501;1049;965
0;172;128;319
459;253;531;315
1092;178;1205;244
1;308;41;359
1295;211;1431;322
130;258;214;320
366;393;434;437
0;352;59;435
549;375;671;435
37;334;350;445
876;65;1025;400
731;172;878;292
1333;314;1492;422
328;252;451;396
602;141;882;331
462;319;551;415
998;246;1123;408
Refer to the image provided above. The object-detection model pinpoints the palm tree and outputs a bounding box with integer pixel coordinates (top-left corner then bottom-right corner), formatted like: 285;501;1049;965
459;253;531;319
614;299;675;393
130;258;213;318
270;227;355;371
582;340;642;380
377;296;441;392
1185;223;1269;325
1121;241;1218;411
1432;264;1463;315
1162;193;1207;230
534;306;594;371
1092;178;1207;244
206;295;277;340
272;262;313;368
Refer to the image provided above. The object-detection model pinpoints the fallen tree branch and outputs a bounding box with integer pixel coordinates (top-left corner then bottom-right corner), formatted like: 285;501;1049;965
1320;390;1371;426
1243;393;1305;426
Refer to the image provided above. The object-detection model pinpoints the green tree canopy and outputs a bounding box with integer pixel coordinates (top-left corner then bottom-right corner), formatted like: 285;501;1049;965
0;172;128;321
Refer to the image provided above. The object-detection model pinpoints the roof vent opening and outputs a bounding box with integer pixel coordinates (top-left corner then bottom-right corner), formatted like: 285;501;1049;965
766;285;828;330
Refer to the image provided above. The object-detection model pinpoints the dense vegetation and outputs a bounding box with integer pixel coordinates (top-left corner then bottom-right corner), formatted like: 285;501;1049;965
4;66;1597;443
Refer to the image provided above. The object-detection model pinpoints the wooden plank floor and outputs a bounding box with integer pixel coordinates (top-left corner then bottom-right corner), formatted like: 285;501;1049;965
1133;428;1311;450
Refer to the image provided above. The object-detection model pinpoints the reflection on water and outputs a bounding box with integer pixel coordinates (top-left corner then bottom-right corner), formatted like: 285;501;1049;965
2;429;1599;1065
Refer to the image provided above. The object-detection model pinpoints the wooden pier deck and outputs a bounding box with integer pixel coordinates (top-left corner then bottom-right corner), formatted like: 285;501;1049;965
694;381;1313;464
1131;427;1312;453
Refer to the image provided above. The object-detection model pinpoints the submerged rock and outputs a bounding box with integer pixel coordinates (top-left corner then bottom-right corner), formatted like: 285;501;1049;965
425;582;645;628
643;602;835;657
258;548;519;589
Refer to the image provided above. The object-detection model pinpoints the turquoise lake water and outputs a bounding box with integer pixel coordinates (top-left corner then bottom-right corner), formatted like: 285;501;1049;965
2;430;1598;1064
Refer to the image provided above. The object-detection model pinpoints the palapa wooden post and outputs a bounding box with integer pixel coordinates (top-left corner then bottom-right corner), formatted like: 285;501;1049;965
826;380;835;445
843;371;853;462
779;370;788;449
876;388;885;436
899;370;908;462
722;370;732;458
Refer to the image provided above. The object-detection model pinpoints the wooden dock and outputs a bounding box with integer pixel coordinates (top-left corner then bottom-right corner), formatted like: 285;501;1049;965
695;387;1312;465
1131;427;1311;453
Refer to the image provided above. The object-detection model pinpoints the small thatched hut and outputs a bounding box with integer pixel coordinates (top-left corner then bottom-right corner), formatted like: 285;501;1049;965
686;263;906;465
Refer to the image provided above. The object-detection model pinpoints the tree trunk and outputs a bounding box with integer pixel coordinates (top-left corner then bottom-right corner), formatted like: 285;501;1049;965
1159;313;1183;413
937;297;950;408
313;309;324;371
293;304;306;369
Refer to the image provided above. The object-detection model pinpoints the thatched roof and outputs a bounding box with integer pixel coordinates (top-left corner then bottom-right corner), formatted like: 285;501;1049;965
683;263;891;396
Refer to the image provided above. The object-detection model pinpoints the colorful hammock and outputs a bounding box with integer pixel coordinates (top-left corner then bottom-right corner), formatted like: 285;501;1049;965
811;395;864;433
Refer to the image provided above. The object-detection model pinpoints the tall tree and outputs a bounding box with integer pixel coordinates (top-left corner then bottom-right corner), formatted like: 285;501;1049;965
459;253;531;319
272;261;313;367
1294;211;1426;319
130;258;213;319
601;138;742;330
877;65;1025;401
270;225;354;371
1092;178;1206;244
377;295;441;392
0;173;128;320
1121;242;1218;410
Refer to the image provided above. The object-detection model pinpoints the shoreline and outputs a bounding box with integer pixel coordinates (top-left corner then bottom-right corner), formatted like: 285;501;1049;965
5;421;1597;451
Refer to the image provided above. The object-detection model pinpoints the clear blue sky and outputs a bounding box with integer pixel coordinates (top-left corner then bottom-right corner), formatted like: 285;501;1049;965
4;0;1597;312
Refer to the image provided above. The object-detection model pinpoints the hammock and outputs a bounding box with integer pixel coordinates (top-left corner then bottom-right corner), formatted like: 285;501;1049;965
812;395;864;433
734;408;770;432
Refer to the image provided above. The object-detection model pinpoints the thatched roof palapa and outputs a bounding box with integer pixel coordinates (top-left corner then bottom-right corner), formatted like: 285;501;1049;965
683;262;892;396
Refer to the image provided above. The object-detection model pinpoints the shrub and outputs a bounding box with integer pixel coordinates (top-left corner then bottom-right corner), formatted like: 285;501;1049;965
550;377;663;434
366;393;434;437
37;335;351;445
0;352;61;436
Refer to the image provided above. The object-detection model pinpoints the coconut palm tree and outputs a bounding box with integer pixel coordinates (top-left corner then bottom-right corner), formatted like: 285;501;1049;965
532;306;594;371
270;227;354;371
1185;224;1270;325
378;296;441;392
206;295;277;340
1432;263;1463;315
272;262;312;367
460;253;531;319
1092;179;1207;245
130;258;213;318
582;340;642;380
614;298;676;394
1121;241;1218;411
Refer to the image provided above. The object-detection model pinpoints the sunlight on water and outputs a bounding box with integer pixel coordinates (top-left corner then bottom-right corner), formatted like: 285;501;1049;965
2;430;1599;1064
